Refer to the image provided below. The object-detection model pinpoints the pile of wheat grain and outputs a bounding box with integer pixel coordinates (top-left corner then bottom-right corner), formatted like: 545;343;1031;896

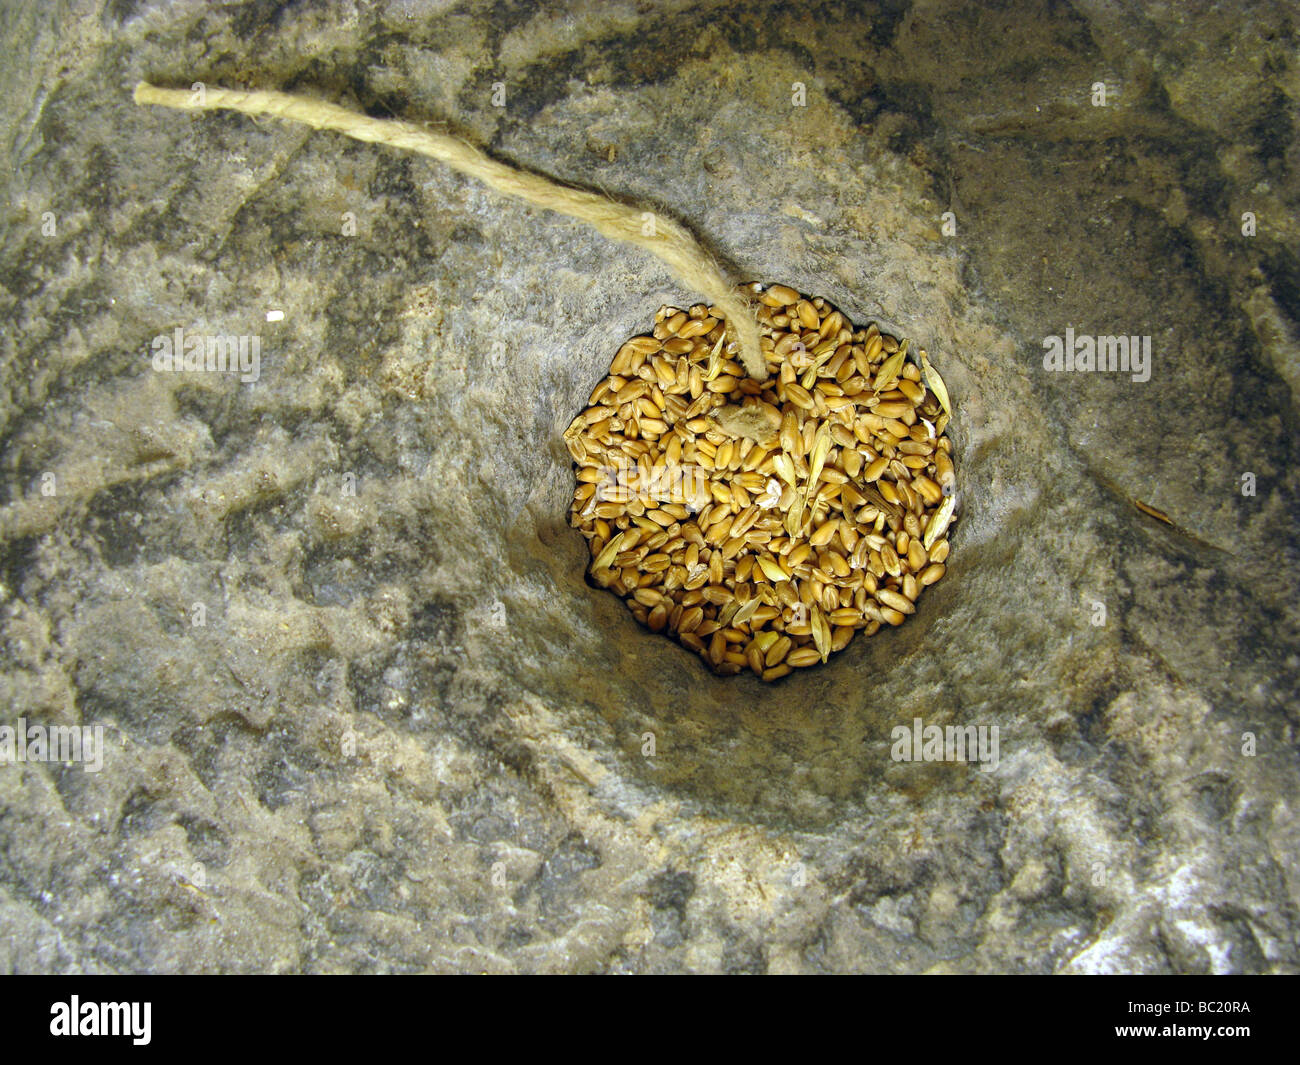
565;283;956;680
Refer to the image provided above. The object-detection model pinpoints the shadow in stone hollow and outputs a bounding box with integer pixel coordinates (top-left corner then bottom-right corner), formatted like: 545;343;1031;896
483;288;980;832
508;466;974;834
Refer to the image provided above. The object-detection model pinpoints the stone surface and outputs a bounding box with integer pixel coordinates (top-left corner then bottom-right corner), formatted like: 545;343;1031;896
0;0;1297;973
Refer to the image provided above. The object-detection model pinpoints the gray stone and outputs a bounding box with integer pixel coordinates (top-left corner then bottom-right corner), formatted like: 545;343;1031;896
0;0;1297;973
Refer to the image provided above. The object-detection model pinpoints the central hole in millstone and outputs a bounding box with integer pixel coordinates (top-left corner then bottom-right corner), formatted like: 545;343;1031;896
564;282;957;681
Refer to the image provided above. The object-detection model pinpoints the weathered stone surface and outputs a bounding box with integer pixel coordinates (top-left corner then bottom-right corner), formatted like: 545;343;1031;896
0;0;1296;973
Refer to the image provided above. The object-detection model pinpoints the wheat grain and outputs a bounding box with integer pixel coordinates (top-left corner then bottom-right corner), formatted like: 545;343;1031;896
569;284;959;679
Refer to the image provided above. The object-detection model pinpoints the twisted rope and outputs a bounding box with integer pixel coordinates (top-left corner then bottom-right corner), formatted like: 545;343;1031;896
133;82;765;378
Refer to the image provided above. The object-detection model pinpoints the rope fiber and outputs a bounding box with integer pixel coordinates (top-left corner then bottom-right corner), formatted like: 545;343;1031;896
133;82;766;379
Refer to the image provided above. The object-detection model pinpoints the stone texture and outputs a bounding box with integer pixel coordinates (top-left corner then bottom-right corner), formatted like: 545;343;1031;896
0;0;1296;972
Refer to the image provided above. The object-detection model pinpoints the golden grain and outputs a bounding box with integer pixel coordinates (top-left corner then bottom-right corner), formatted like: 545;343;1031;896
863;456;889;482
873;400;912;419
934;450;955;490
901;573;919;602
920;562;946;585
881;542;902;577
912;474;943;505
764;284;799;306
785;382;815;410
897;378;925;405
809;519;838;548
907;540;928;572
788;647;822;667
678;316;717;339
765;635;793;667
570;283;957;677
877;587;915;615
